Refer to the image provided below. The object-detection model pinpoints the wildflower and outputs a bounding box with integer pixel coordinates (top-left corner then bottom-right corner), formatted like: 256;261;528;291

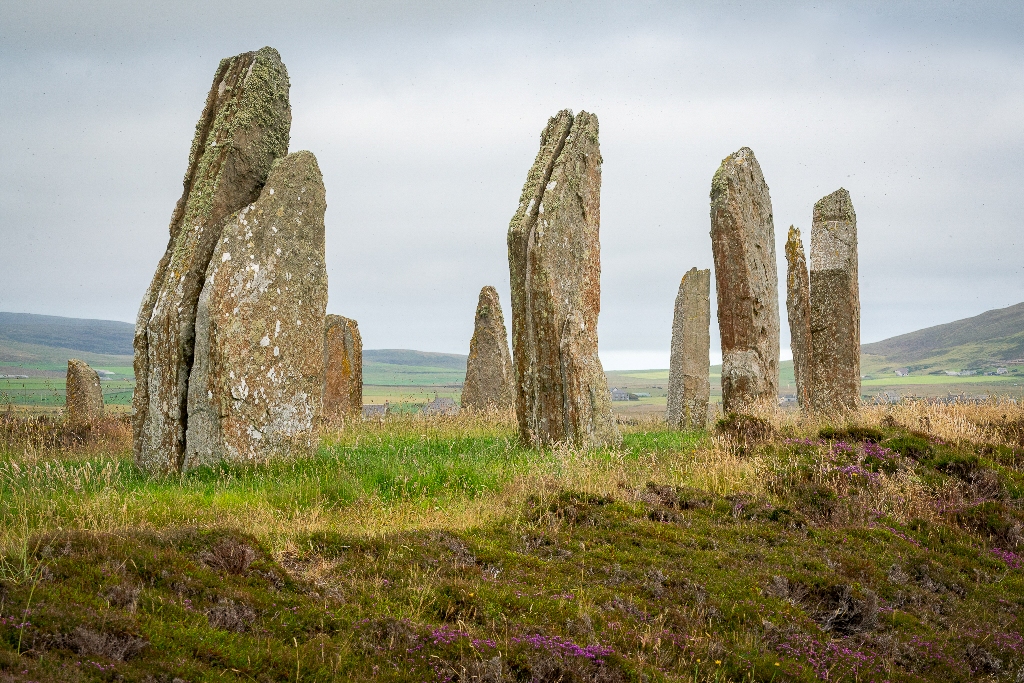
715;660;722;665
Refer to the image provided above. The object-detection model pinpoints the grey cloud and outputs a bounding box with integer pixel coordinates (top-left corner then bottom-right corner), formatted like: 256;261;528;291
1;1;1022;360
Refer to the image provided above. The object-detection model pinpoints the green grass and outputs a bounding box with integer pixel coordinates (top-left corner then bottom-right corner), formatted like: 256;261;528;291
0;409;1021;680
0;377;135;406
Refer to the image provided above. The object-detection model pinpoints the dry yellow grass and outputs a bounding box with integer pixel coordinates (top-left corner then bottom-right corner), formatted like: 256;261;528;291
0;398;1020;562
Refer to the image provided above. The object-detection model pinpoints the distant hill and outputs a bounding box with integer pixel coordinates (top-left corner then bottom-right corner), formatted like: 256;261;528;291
0;312;135;356
5;301;1021;383
363;349;467;370
861;301;1024;374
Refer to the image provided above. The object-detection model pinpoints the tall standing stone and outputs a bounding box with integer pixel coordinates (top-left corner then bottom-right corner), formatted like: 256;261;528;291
133;47;291;473
184;151;327;467
507;110;620;448
323;315;363;420
710;147;780;413
809;189;860;411
66;359;104;425
462;286;513;411
785;226;812;408
666;268;711;430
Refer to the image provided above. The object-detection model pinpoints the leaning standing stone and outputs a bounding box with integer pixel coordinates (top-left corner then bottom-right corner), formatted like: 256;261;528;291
133;47;291;473
184;151;327;467
323;315;362;420
666;268;711;429
709;147;780;413
462;286;514;410
507;110;620;448
66;359;104;425
785;226;812;409
809;189;860;412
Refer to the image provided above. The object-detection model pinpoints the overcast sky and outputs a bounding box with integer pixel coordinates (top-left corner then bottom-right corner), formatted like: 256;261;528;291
1;1;1022;369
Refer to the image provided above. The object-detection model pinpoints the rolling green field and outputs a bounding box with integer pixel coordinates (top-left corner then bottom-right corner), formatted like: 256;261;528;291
362;362;466;388
3;307;1024;415
0;376;135;407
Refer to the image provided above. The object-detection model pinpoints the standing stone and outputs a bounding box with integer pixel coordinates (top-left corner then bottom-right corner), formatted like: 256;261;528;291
709;147;780;413
507;110;620;448
785;226;812;409
809;189;860;411
323;315;363;420
66;359;104;425
667;268;711;430
184;151;327;467
134;47;291;473
462;286;514;411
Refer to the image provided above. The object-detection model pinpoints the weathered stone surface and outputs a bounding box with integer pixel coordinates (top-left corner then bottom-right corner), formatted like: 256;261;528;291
184;151;327;467
507;110;620;448
709;147;780;413
66;359;103;424
666;268;711;429
785;226;812;409
810;189;860;411
323;315;362;419
134;47;291;473
462;286;513;411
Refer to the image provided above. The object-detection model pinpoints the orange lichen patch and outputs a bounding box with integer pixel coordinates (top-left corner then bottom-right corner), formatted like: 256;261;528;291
324;315;363;420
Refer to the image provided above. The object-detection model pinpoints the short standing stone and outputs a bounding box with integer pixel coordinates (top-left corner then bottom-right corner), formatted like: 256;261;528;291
507;110;620;448
323;315;362;419
462;286;513;411
184;151;328;467
709;147;780;413
785;226;812;409
666;268;711;429
66;359;103;425
810;189;860;411
133;47;292;473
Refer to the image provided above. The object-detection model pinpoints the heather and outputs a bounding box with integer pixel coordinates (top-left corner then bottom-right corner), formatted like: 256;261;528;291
0;400;1020;681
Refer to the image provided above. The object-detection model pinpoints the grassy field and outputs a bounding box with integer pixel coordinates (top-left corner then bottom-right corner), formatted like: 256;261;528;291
862;375;1022;387
606;363;801;414
859;369;1023;401
0;377;136;408
362;362;466;388
0;401;1021;680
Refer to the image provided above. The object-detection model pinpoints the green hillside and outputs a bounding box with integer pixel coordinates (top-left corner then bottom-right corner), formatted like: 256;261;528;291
363;361;466;387
0;311;135;355
861;301;1024;375
363;348;467;371
0;336;133;374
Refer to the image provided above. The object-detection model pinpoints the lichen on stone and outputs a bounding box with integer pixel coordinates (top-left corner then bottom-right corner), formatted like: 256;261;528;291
134;47;292;474
507;110;619;448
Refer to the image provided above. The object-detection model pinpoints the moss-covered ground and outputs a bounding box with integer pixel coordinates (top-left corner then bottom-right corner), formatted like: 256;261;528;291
0;402;1021;682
